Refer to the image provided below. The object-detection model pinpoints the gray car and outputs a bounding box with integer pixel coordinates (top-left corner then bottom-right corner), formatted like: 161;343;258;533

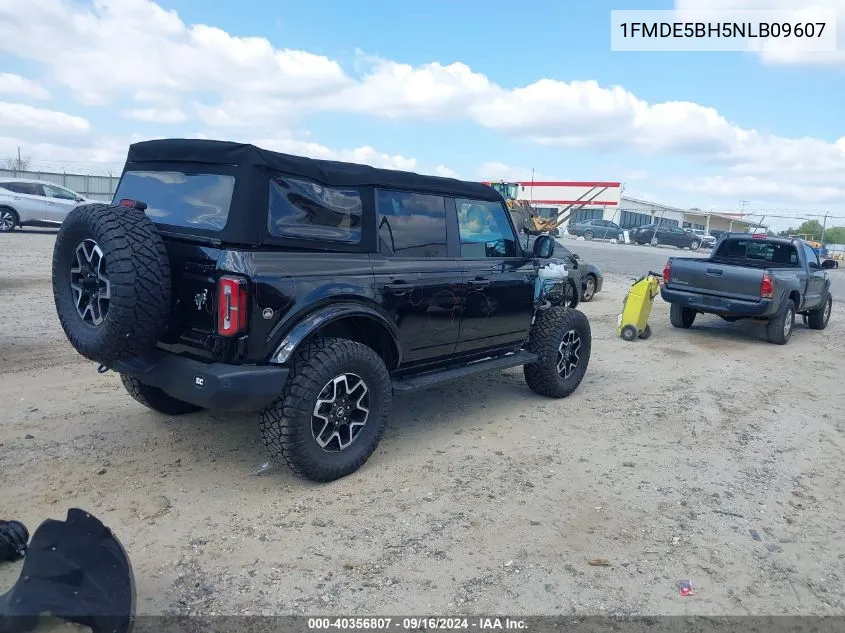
0;178;92;232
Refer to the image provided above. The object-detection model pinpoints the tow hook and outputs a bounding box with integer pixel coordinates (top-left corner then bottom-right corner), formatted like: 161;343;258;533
97;364;110;374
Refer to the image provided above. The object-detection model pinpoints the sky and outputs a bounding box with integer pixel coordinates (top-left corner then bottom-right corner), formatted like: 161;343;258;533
0;0;843;231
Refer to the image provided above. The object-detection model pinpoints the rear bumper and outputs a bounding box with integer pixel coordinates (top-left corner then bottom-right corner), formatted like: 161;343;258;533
661;287;775;317
111;351;290;411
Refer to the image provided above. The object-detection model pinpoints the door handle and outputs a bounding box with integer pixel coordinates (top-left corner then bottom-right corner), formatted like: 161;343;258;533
706;268;723;276
385;282;414;295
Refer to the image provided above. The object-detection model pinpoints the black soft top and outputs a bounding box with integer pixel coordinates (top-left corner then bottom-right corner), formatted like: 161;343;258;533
126;139;502;202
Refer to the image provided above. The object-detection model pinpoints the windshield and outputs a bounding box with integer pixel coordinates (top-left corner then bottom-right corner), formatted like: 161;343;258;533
114;170;236;231
490;182;520;200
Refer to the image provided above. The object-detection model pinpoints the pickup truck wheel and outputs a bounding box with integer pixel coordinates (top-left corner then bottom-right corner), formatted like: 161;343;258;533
669;303;696;328
259;337;392;482
806;294;832;330
51;203;172;364
524;307;591;398
766;299;795;344
120;374;202;415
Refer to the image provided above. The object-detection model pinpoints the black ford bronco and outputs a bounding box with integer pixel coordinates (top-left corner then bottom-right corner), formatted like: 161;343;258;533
51;139;592;482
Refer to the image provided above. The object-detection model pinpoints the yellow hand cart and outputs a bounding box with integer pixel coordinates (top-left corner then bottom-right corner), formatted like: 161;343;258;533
617;271;662;341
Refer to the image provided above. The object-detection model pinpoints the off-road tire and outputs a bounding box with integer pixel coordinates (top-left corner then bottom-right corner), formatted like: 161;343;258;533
120;374;202;415
766;299;795;345
670;303;696;329
52;203;172;364
639;324;653;339
259;337;392;482
565;278;581;309
524;307;591;398
806;293;832;331
581;273;597;302
0;207;18;232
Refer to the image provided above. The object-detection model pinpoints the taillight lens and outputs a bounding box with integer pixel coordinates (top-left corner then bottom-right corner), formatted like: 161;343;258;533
217;275;248;336
662;261;671;285
760;272;774;298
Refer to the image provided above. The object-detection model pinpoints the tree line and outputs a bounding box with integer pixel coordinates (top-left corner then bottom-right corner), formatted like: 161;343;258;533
776;220;845;245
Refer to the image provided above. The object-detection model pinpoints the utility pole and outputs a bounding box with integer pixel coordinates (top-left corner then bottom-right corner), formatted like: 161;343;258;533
821;212;828;244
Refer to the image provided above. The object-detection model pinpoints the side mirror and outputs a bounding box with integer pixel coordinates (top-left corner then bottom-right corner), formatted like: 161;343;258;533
822;259;838;270
532;234;555;259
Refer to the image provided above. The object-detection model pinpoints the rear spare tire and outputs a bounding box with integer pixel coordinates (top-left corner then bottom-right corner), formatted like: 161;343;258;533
52;203;172;364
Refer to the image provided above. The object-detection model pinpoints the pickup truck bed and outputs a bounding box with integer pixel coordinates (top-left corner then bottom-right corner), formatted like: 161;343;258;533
660;233;834;344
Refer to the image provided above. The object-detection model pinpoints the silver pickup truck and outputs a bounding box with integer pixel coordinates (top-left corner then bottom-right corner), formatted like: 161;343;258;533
660;233;835;344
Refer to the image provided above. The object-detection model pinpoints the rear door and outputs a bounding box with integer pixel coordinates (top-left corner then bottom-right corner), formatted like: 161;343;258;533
0;181;48;222
112;169;235;353
454;197;535;353
371;189;463;365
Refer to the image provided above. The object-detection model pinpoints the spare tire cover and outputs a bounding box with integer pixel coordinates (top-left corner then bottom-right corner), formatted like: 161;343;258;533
52;203;172;364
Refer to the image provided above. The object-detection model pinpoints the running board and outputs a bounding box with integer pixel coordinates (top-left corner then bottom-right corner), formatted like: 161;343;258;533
392;350;538;395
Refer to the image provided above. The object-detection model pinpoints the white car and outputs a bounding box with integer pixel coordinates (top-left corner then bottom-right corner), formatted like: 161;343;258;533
0;178;94;232
685;228;717;249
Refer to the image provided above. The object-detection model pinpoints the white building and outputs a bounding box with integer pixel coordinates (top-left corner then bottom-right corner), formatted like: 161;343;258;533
614;196;762;234
483;179;762;234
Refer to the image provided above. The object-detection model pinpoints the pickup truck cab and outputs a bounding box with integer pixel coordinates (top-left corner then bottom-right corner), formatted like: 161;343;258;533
660;233;835;344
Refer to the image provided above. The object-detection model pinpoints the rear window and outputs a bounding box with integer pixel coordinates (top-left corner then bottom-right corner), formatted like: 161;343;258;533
715;239;799;266
114;171;235;231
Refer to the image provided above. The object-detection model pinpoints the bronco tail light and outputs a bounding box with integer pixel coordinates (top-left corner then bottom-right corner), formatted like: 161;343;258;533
217;275;248;336
662;261;671;285
760;272;774;298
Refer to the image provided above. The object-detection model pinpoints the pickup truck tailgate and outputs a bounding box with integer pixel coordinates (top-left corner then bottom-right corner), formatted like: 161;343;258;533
667;258;764;301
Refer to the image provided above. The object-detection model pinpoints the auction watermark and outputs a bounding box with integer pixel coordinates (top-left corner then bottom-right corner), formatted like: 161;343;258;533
610;9;838;52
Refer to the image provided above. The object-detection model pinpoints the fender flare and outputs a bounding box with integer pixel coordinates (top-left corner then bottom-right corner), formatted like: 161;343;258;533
268;302;401;366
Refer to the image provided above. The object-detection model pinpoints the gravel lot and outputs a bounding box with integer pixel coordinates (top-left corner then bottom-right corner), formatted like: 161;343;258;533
2;230;844;616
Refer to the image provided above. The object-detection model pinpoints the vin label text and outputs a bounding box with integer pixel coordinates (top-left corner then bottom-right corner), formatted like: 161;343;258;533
610;9;837;52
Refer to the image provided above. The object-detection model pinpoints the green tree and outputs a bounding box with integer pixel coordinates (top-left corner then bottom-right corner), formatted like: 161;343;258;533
794;220;825;240
823;226;845;244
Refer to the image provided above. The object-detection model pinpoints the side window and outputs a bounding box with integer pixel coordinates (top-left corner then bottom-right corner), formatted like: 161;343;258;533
456;199;517;258
43;184;78;200
268;176;362;244
376;189;448;258
804;244;821;268
1;182;40;195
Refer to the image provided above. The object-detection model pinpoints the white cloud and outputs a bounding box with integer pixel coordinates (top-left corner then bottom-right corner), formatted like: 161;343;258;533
0;73;51;100
0;0;842;208
252;137;421;172
433;165;457;178
0;102;89;134
0;0;349;106
124;108;187;124
674;0;845;66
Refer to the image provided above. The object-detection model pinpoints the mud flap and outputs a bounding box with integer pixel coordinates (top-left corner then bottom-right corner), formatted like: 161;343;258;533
0;509;135;633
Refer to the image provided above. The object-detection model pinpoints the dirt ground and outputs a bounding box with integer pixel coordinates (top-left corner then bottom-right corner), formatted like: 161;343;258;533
2;230;844;617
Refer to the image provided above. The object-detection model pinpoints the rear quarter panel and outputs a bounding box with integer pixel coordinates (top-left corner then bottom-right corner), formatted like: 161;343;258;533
218;250;379;362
